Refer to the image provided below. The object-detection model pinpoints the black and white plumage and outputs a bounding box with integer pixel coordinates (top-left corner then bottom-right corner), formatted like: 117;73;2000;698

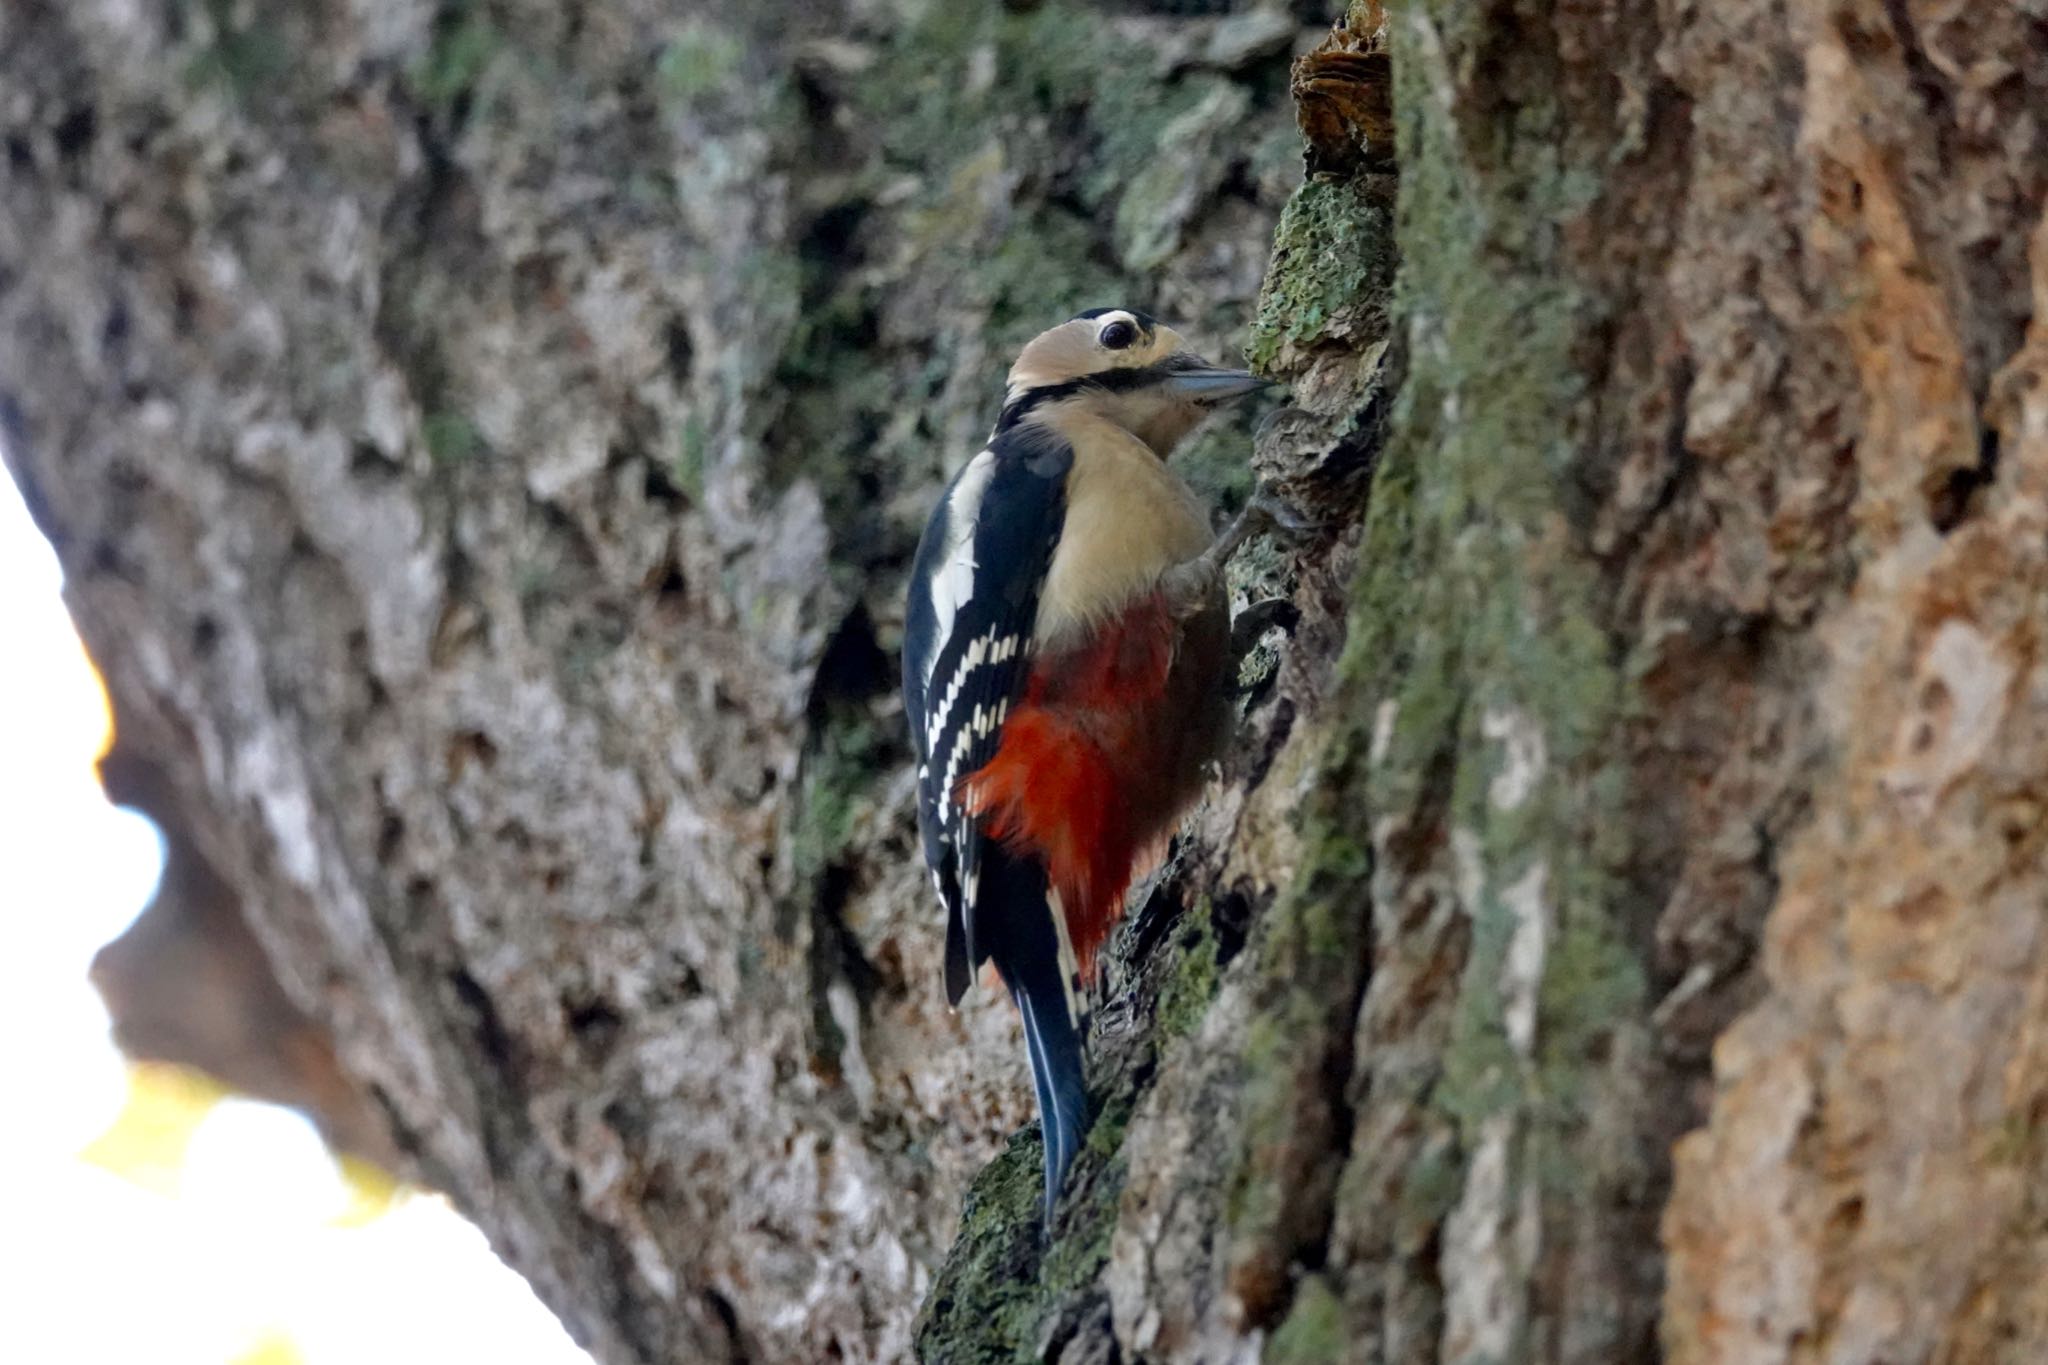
903;420;1093;1218
902;307;1269;1221
902;420;1073;1006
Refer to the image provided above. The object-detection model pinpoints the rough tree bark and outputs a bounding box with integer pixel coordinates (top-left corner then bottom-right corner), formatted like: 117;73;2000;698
4;2;2046;1364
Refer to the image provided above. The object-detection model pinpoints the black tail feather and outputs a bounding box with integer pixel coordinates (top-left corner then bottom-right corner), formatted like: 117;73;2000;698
1015;973;1089;1221
981;846;1091;1222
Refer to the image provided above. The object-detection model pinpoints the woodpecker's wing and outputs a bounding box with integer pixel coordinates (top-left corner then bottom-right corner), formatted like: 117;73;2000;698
902;422;1072;1005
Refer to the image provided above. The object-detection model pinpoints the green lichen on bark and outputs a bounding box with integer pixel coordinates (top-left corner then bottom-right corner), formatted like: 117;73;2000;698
183;0;294;105
1247;176;1395;374
912;1134;1048;1365
1195;0;1656;1347
1265;1274;1346;1365
1290;0;1652;1351
913;1125;1127;1364
791;714;889;883
1195;138;1401;1335
1216;801;1374;1291
1154;900;1223;1042
857;3;1237;240
422;410;482;467
411;3;505;115
654;20;745;101
1379;0;1644;1127
915;876;1243;1360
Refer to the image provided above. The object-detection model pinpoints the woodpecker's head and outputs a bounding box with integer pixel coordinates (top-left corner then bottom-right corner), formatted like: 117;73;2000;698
1001;307;1269;455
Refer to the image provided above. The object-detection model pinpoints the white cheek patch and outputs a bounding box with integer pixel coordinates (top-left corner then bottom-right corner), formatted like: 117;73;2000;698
925;449;996;687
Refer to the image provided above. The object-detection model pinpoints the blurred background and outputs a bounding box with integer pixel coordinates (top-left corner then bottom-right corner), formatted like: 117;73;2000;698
0;468;590;1364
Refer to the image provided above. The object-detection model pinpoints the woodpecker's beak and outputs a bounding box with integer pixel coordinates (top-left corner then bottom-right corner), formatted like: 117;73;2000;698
1162;355;1272;404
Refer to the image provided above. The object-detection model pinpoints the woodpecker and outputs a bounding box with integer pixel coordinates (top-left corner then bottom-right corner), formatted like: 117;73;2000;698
902;307;1274;1219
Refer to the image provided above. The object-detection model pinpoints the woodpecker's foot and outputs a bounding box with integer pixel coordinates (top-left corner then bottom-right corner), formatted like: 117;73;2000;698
1219;487;1323;561
1164;495;1270;616
1164;489;1320;619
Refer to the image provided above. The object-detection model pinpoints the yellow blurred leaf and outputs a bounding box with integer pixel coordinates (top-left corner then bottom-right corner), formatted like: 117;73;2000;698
78;1062;225;1195
78;638;114;762
330;1152;405;1228
228;1328;306;1365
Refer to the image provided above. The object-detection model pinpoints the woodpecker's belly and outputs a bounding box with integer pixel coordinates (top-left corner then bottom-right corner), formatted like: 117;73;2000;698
962;588;1230;979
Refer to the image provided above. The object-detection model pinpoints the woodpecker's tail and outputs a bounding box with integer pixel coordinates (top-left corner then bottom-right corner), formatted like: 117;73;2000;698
982;845;1091;1223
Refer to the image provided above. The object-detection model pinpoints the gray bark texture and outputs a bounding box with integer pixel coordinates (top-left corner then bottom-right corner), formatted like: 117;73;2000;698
6;1;2048;1363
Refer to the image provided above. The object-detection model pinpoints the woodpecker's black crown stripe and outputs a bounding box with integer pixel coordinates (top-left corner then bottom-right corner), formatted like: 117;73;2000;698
1071;306;1159;329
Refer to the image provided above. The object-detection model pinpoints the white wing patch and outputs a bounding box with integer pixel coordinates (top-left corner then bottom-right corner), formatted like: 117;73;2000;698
924;449;998;688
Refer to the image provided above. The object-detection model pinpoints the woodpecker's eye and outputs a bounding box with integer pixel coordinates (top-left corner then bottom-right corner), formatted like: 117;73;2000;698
1098;319;1138;351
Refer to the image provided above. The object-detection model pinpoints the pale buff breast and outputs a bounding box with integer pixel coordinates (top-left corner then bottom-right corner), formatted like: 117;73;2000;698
1034;410;1214;649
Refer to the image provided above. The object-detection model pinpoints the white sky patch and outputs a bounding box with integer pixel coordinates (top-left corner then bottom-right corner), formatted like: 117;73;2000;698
0;467;591;1363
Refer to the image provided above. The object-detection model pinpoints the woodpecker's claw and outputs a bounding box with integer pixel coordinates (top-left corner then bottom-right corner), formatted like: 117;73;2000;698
1162;487;1319;618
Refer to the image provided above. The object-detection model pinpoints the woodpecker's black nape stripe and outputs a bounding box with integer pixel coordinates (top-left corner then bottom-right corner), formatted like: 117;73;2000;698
1071;305;1159;329
995;362;1190;434
980;842;1091;1223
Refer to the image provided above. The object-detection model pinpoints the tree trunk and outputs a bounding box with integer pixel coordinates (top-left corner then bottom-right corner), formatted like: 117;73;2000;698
4;0;2045;1362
